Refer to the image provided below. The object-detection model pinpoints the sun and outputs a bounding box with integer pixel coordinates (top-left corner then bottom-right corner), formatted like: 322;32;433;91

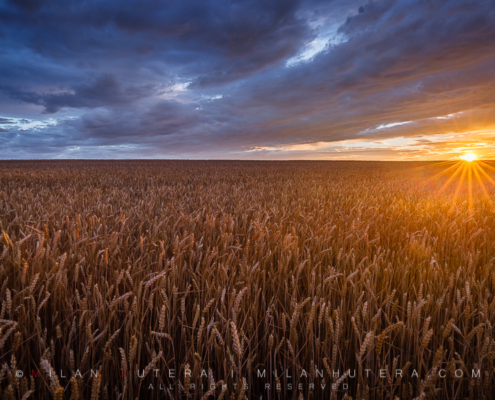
461;153;477;162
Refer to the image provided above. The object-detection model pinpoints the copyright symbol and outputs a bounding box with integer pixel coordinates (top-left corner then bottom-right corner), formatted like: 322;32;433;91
16;370;24;378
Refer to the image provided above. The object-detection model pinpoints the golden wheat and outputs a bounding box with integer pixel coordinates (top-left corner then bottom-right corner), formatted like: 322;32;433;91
0;160;495;399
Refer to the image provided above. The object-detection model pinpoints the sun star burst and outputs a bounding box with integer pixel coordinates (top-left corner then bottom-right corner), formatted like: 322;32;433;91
461;153;477;162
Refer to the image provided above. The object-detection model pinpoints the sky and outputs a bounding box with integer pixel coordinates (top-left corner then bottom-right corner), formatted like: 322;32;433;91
1;0;495;160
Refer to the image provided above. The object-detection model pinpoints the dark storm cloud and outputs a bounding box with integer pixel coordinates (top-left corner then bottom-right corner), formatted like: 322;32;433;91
0;0;314;86
4;73;165;114
66;100;201;141
6;0;41;12
1;0;495;159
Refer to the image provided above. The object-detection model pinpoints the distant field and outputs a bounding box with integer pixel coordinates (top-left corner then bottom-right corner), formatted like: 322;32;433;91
1;160;495;400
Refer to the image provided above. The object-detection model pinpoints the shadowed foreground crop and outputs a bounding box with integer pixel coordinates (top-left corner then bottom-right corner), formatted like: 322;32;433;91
1;160;495;400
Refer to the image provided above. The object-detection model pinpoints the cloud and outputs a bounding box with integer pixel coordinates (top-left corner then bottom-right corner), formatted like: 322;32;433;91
6;0;45;12
0;0;316;87
2;0;495;159
66;99;201;142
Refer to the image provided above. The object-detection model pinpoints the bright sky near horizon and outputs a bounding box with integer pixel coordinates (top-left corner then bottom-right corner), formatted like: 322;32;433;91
1;0;495;160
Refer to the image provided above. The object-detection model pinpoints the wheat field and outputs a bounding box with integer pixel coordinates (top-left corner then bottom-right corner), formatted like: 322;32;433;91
1;160;495;400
